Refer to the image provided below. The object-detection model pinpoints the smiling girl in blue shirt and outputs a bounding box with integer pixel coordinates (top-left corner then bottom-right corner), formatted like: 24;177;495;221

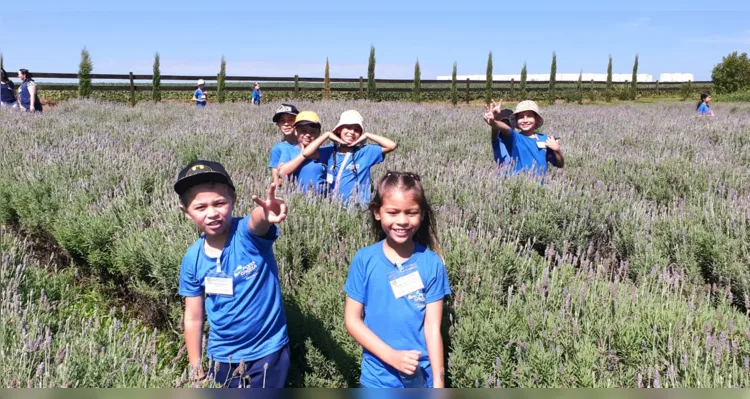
302;110;397;206
277;111;334;195
344;171;451;388
697;92;714;116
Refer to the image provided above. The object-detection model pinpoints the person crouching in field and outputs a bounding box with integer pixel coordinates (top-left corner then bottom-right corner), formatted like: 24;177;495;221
697;92;714;116
484;100;563;176
344;171;451;388
269;103;300;187
193;79;208;108
18;69;42;113
277;111;334;195
491;108;514;166
252;83;262;106
302;110;397;206
1;68;19;109
175;161;290;388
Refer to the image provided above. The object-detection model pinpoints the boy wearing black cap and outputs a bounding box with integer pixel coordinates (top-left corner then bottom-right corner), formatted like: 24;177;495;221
175;160;291;388
269;103;299;186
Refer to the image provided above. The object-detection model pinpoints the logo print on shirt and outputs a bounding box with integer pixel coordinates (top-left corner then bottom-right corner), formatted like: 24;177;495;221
234;262;259;280
407;291;426;309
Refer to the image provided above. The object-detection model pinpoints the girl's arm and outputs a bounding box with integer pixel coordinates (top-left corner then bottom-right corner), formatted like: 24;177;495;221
344;297;421;375
484;101;512;139
29;84;37;111
359;132;398;154
424;300;446;388
546;136;565;168
184;295;205;379
302;132;337;159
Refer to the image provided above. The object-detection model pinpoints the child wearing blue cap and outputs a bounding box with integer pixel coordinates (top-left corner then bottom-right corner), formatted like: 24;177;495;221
175;161;291;388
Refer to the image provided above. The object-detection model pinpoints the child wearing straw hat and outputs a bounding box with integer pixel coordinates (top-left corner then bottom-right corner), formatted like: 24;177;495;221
302;110;397;206
484;100;563;175
192;79;208;108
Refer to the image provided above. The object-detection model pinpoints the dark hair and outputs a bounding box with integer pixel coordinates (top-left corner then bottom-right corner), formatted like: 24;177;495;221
697;92;710;110
0;68;9;83
19;69;34;81
368;171;441;256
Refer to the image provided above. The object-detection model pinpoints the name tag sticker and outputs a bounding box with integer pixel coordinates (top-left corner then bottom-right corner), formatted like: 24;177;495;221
205;275;234;296
389;269;425;299
536;141;547;149
326;173;334;184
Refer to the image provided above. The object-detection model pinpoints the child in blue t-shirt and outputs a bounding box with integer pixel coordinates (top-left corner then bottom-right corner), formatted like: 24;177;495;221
277;111;334;195
302;110;397;206
491;108;514;166
484;99;564;176
697;92;714;116
174;160;291;388
192;79;208;107
269;103;300;186
344;171;451;388
252;83;262;106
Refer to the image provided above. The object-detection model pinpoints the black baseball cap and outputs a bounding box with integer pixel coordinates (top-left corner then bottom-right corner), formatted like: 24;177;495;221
174;160;235;197
498;108;514;124
272;103;299;123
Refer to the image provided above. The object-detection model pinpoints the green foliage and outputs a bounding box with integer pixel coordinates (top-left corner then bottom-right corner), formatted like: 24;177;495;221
367;45;377;101
413;59;421;102
485;52;493;105
606;55;613;101
520;62;528;97
78;47;93;99
217;56;227;103
451;62;458;106
294;75;300;99
152;52;161;103
549;52;557;103
711;51;750;94
324;58;331;101
576;71;583;104
0;53;3;70
631;54;639;100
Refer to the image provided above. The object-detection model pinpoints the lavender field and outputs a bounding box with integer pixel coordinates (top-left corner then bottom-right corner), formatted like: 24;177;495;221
1;100;749;387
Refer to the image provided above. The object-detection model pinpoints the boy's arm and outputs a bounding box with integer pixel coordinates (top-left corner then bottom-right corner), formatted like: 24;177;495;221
302;132;338;159
484;100;512;139
424;300;446;388
248;183;288;236
546;136;564;168
184;295;205;379
278;153;310;177
344;297;421;375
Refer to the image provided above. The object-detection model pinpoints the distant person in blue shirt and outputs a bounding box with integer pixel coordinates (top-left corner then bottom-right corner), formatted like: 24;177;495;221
696;92;714;116
344;171;451;388
192;79;207;107
175;160;291;388
483;99;563;176
252;82;262;106
302;110;397;206
277;111;334;195
0;68;19;109
17;69;42;113
491;108;514;166
268;103;299;186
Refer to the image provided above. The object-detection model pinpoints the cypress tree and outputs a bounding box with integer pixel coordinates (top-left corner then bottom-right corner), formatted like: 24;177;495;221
631;54;639;100
78;47;93;99
549;51;557;104
217;56;227;103
324;57;331;100
412;59;421;102
605;55;613;101
367;45;376;101
152;52;161;102
520;62;528;97
450;62;458;106
577;70;583;104
485;51;493;105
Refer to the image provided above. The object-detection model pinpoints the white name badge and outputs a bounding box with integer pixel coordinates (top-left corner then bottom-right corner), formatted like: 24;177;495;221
389;270;425;299
536;141;547;149
326;173;334;184
205;276;234;296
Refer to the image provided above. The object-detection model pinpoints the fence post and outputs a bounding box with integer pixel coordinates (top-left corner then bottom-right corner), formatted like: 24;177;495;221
129;72;136;107
359;76;364;100
465;78;470;105
294;75;300;99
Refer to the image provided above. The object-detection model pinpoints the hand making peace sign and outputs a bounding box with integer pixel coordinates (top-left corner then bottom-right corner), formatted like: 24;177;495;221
252;183;288;224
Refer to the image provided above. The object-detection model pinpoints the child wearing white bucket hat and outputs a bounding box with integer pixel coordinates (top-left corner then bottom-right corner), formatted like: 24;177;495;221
302;110;397;205
483;99;564;175
192;79;208;108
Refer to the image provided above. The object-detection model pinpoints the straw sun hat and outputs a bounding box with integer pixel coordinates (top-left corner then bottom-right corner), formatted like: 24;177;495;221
512;100;544;129
332;110;364;133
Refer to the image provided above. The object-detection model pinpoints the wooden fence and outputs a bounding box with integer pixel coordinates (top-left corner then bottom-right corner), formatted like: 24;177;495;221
10;70;713;106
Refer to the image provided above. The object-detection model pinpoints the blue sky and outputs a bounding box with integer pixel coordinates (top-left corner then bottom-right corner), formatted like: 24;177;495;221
1;0;748;81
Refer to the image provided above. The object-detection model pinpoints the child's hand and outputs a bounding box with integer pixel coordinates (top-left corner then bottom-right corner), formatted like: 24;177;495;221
326;132;348;146
252;183;288;224
388;349;421;375
348;133;369;147
484;99;503;126
546;136;561;152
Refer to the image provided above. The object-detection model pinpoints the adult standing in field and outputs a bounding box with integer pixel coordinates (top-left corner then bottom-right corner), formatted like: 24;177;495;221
483;100;563;176
1;68;19;109
17;69;42;113
252;82;262;106
193;79;208;108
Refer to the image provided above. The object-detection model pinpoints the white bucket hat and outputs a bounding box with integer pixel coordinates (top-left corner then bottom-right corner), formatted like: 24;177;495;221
513;100;544;129
333;110;364;133
197;79;205;86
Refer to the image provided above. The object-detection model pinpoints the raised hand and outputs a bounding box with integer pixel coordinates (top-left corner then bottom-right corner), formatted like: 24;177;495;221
484;99;503;126
546;136;561;152
251;183;288;224
326;131;348;146
347;133;369;147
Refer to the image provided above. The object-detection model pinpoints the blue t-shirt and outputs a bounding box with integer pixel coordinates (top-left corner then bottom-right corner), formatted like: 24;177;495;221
344;241;451;388
491;136;510;165
697;103;711;115
252;89;261;104
501;130;557;175
178;217;288;363
326;144;384;205
278;144;334;194
269;141;296;169
194;88;207;107
1;81;16;103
